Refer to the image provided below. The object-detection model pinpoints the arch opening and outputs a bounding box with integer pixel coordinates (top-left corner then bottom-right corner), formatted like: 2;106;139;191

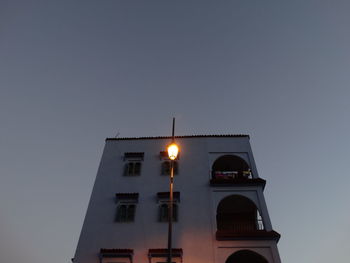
212;155;251;179
217;195;264;232
225;250;268;263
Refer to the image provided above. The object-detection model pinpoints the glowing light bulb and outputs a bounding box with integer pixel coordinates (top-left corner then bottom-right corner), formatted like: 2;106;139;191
167;143;179;160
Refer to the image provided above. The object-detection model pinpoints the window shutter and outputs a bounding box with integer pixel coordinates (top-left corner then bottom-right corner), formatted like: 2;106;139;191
159;204;168;222
117;205;127;222
128;163;135;176
173;203;178;221
161;162;166;175
127;205;136;221
167;162;171;175
123;163;129;176
174;161;178;175
134;162;141;175
161;161;170;175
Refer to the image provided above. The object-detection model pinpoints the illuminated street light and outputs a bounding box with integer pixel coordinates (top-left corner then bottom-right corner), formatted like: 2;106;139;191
166;118;178;263
167;143;179;160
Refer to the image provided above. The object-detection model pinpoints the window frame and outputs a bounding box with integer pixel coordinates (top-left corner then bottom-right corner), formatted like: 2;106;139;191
161;160;179;176
158;201;178;222
116;202;136;222
124;161;142;176
123;152;144;176
115;193;139;223
157;192;180;222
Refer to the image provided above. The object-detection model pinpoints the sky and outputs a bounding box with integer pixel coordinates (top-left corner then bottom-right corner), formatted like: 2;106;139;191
1;0;350;262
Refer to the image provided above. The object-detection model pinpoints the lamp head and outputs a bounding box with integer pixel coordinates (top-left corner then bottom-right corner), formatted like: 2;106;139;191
167;143;179;160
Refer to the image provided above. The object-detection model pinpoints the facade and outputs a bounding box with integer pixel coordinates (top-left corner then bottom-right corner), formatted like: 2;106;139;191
73;135;281;263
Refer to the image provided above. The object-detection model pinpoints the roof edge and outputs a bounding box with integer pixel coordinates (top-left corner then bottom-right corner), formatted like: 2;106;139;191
106;134;250;141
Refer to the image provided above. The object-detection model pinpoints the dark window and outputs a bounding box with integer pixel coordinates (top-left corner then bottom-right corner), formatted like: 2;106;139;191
127;204;136;221
159;204;167;221
116;204;136;222
124;162;142;176
159;203;178;222
134;162;141;175
161;161;178;175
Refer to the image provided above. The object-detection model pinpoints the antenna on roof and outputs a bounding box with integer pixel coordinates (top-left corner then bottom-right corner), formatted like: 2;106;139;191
115;132;120;138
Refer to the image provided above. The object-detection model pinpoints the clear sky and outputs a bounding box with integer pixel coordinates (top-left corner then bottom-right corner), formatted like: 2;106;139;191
1;1;350;262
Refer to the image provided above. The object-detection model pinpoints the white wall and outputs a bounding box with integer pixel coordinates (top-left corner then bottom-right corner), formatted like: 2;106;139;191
73;136;280;263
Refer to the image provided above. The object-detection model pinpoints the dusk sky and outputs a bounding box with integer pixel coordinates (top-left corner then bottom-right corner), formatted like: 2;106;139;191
1;1;350;262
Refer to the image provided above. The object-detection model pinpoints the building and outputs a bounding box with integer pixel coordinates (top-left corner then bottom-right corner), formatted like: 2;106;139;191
73;135;281;263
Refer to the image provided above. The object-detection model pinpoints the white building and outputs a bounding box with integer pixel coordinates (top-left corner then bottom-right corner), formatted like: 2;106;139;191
73;135;281;263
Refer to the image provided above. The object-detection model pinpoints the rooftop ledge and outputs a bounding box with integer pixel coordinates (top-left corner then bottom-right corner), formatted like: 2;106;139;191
106;134;249;141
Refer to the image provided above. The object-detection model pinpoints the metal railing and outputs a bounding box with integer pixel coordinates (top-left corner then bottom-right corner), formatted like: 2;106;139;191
212;170;252;180
218;219;264;232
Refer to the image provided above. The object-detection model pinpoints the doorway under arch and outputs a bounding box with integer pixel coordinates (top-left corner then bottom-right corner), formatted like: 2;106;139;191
225;249;268;263
217;195;263;232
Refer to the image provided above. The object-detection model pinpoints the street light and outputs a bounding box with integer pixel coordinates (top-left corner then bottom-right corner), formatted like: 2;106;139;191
167;143;179;161
166;118;179;263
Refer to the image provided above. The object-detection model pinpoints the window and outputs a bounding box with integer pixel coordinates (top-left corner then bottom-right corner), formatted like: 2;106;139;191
157;192;180;222
159;202;178;222
161;161;178;175
116;204;136;222
159;151;179;176
115;193;138;222
124;162;142;176
123;152;144;176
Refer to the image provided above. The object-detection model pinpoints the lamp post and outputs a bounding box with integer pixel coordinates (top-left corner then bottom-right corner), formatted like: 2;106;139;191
166;118;179;263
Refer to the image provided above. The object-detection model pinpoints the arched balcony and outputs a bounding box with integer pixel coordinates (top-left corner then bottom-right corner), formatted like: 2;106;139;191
217;195;263;233
216;195;280;241
225;250;268;263
212;155;251;180
210;155;266;187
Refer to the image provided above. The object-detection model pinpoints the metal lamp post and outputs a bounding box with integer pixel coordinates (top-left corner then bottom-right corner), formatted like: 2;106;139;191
166;118;179;263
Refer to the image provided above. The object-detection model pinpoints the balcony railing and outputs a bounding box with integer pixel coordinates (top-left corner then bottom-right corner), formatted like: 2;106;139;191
212;170;252;180
218;219;264;233
210;171;266;187
215;218;283;241
216;229;281;241
257;218;264;230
